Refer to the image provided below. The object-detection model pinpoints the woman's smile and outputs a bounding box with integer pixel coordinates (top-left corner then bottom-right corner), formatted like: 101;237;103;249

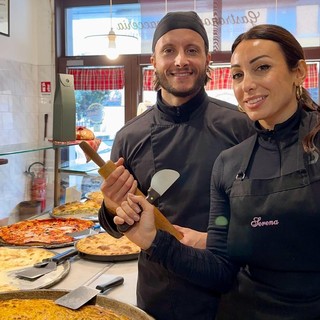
244;95;267;109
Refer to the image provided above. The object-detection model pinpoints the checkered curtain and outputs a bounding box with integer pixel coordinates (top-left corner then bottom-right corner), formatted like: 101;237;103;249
141;63;319;91
205;67;232;90
304;63;318;89
68;68;125;90
143;69;154;91
206;64;319;90
142;67;233;91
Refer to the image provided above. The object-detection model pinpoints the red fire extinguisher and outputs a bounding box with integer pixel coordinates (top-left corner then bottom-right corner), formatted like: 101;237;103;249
28;162;47;212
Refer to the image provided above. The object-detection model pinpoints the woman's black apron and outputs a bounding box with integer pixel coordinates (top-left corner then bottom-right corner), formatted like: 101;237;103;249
217;117;320;320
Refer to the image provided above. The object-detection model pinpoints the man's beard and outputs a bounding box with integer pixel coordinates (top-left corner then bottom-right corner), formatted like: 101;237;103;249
155;69;206;98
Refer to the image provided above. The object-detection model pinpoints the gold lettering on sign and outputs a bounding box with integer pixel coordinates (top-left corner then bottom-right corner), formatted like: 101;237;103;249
209;10;260;27
117;10;261;32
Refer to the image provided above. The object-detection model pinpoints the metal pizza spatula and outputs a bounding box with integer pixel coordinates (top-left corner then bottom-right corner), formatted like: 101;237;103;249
145;169;180;204
117;169;180;233
55;276;124;310
15;248;78;279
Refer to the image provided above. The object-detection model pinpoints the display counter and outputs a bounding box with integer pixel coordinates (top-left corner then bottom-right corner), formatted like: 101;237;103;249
7;210;139;307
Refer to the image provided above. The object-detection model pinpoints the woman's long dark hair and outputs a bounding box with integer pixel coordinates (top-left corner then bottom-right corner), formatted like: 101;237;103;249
232;24;320;153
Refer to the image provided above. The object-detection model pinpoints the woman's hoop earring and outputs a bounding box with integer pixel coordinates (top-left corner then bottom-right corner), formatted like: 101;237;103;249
238;105;245;113
296;85;303;101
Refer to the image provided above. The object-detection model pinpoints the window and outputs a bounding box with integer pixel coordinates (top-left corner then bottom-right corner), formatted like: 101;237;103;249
65;1;320;55
65;3;141;56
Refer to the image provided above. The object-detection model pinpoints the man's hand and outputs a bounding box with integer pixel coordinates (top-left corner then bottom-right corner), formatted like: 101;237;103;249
100;158;138;209
174;225;207;249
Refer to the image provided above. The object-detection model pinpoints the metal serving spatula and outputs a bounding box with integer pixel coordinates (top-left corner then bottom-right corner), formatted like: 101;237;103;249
15;248;78;280
79;141;183;240
55;276;124;310
117;169;180;233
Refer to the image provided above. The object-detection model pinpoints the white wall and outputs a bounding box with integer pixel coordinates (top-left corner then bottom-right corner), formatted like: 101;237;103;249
0;0;38;63
0;0;54;64
0;0;55;220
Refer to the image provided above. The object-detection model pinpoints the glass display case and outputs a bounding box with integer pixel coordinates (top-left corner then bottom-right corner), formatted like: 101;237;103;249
0;142;103;224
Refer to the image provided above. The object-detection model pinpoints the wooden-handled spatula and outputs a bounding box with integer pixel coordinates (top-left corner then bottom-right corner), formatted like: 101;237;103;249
79;141;183;240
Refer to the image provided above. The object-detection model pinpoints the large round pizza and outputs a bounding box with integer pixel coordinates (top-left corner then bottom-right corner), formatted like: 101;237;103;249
0;298;130;319
0;290;154;320
0;218;94;248
76;232;140;262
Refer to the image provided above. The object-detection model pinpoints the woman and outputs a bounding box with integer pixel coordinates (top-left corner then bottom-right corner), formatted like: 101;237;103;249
115;24;320;320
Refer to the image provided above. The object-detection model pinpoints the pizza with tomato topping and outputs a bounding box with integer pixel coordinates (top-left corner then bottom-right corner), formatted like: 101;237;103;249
0;218;94;246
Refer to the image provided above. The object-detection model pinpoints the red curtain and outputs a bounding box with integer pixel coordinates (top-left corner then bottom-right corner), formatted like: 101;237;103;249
205;67;232;90
143;63;318;91
143;69;154;91
304;63;318;89
68;68;125;90
205;63;318;91
142;67;232;91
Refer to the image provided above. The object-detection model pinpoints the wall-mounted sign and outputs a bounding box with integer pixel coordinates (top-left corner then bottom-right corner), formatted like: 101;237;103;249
41;81;51;93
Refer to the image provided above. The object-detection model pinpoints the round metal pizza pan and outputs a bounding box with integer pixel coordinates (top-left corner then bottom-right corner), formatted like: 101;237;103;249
1;247;71;292
77;250;139;262
0;289;154;319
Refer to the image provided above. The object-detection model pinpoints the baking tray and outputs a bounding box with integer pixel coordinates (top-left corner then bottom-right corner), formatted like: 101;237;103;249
77;250;139;262
1;248;70;292
0;289;154;320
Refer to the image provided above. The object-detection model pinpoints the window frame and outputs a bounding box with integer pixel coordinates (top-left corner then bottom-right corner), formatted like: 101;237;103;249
55;0;320;122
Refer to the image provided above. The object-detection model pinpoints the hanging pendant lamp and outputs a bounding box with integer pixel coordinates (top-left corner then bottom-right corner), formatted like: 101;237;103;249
106;0;119;60
85;0;138;60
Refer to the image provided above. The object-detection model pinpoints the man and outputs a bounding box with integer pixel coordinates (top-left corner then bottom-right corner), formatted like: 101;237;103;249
99;11;254;320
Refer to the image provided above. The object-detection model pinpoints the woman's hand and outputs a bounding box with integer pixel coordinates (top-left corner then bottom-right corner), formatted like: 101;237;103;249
174;225;207;249
115;193;157;250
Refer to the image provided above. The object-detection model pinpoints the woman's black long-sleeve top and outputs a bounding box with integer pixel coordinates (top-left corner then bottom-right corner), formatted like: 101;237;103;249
145;106;320;319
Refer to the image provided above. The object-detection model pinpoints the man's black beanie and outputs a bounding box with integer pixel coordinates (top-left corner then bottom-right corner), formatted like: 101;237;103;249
152;11;209;52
